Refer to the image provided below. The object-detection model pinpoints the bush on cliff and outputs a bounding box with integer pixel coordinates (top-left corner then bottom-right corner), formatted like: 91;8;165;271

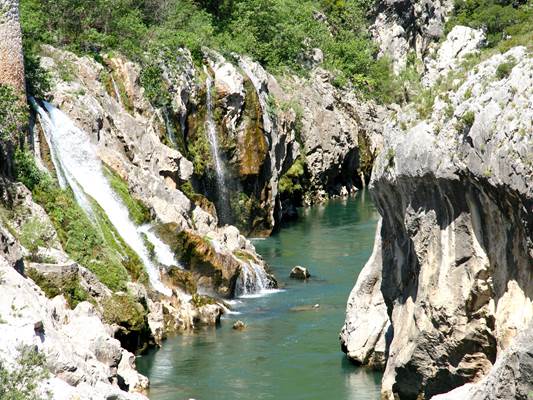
19;0;394;99
0;345;50;400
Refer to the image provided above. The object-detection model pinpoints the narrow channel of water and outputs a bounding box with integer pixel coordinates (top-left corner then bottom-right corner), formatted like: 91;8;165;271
137;192;382;400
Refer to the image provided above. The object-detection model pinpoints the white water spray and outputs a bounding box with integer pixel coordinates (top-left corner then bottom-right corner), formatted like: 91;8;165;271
33;100;172;295
235;261;277;298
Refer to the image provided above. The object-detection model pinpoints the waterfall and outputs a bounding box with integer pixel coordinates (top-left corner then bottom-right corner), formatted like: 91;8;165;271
32;100;172;296
203;67;231;223
162;109;177;147
235;261;275;298
111;75;123;107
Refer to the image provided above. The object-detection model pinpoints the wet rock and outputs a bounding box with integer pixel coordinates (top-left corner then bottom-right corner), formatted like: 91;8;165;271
232;320;246;330
290;266;310;280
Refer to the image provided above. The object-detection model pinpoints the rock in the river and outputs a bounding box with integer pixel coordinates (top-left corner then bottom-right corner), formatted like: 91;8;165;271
232;320;246;330
290;266;310;280
340;219;389;369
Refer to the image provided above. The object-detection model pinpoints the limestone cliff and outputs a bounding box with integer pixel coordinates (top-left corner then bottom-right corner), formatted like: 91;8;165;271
342;40;533;399
371;0;454;73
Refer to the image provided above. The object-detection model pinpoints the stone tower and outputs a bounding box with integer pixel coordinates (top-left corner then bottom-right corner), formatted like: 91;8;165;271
0;0;25;93
0;0;25;178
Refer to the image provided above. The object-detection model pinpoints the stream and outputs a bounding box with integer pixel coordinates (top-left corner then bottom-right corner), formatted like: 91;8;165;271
137;192;382;400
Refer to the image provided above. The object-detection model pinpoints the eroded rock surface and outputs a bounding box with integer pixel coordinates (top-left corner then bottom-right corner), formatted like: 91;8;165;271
371;0;454;73
0;225;148;399
343;45;533;399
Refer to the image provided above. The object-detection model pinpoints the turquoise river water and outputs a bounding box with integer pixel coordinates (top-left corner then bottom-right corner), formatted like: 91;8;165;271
137;192;382;400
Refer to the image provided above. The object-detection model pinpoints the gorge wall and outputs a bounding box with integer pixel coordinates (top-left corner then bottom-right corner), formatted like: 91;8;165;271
342;33;533;400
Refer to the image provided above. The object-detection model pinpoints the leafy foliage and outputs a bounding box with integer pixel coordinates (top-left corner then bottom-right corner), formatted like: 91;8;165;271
0;345;50;400
19;0;395;99
0;86;27;142
446;0;533;49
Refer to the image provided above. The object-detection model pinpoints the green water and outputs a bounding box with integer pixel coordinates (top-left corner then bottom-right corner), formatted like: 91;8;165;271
137;192;381;400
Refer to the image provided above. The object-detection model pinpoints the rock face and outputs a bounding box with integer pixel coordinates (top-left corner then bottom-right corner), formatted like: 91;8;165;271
0;225;148;399
279;69;383;203
423;26;485;87
37;45;275;298
340;219;389;369
371;0;454;73
343;45;533;399
433;321;533;400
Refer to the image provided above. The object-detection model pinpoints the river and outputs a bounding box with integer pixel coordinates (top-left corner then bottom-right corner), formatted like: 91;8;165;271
137;192;382;400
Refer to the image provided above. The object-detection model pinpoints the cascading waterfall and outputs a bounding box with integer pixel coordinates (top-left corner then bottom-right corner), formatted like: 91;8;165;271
235;261;274;298
32;100;173;296
162;109;177;147
203;67;231;223
111;75;123;107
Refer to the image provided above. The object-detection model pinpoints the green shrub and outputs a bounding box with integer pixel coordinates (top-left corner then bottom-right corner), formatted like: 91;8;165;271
103;166;151;225
14;147;43;190
19;218;52;259
447;0;533;49
495;59;516;79
26;268;89;309
279;157;307;196
461;111;476;128
0;345;50;400
19;0;396;100
0;86;26;142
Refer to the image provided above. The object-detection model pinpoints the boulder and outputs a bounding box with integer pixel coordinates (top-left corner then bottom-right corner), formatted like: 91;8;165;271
340;219;389;369
232;320;246;330
290;266;310;280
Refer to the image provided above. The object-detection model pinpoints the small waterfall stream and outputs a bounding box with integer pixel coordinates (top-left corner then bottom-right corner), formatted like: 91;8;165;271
111;75;123;107
204;67;231;223
32;100;172;295
235;261;272;298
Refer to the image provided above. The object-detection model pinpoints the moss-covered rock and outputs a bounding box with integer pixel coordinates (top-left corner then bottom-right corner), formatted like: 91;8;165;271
102;293;151;354
163;266;197;294
155;223;240;298
237;78;268;176
26;265;90;309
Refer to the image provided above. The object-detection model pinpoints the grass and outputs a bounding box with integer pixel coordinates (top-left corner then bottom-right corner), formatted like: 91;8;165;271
103;165;151;225
26;267;90;309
